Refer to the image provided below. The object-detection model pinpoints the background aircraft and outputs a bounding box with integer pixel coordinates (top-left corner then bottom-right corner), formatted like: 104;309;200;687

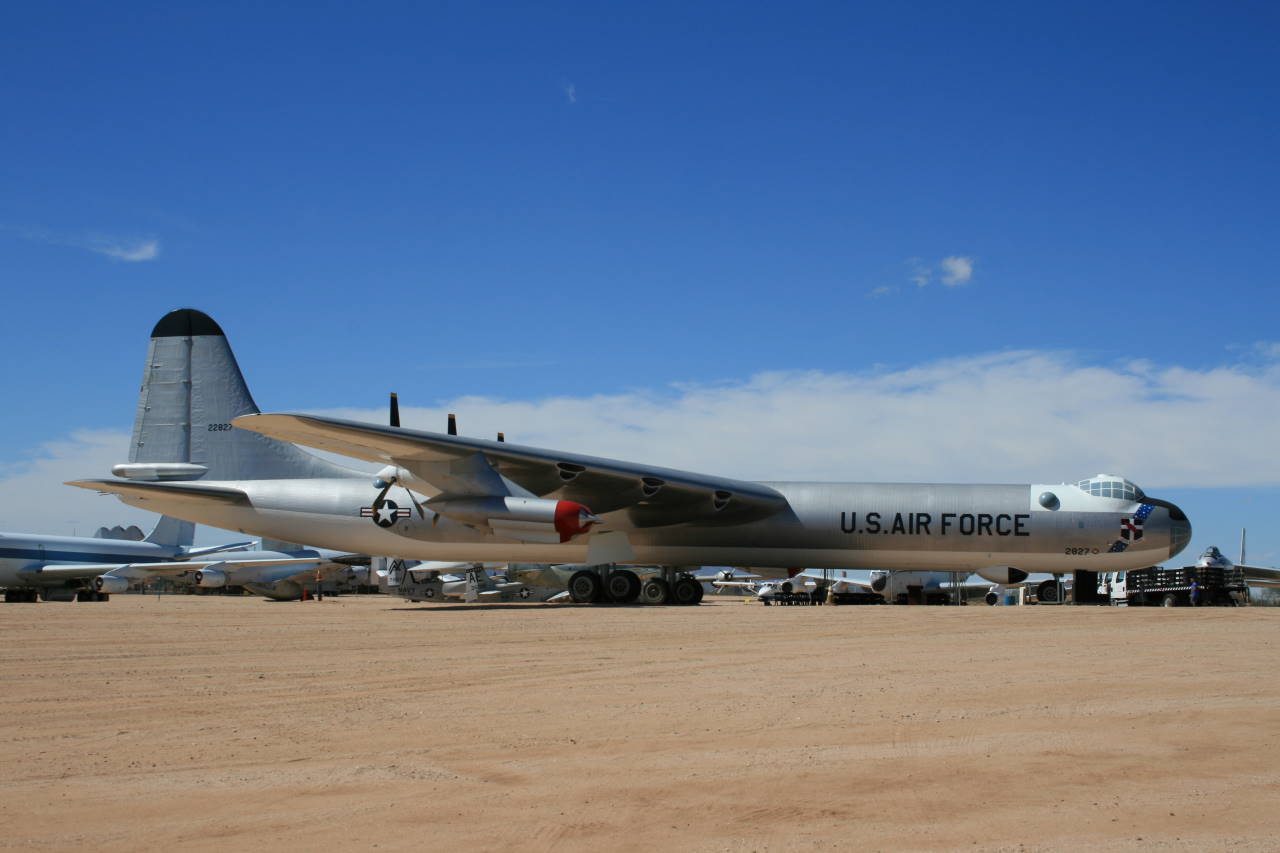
711;569;1002;605
1188;530;1280;589
376;559;570;603
72;309;1193;605
0;515;339;602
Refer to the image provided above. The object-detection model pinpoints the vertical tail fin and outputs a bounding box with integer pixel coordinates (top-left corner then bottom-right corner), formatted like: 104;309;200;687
144;515;195;547
132;309;359;480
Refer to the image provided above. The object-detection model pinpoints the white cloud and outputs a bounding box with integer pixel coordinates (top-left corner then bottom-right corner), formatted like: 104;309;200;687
92;238;160;262
564;83;577;104
3;225;160;262
8;349;1280;538
0;430;160;537
903;255;975;289
938;255;974;286
308;350;1280;489
908;258;931;287
868;286;894;297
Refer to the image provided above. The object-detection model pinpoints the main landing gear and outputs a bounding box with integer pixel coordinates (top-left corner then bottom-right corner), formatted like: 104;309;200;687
567;566;704;606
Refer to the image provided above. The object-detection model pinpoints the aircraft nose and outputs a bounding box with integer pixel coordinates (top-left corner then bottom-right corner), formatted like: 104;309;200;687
1165;503;1192;560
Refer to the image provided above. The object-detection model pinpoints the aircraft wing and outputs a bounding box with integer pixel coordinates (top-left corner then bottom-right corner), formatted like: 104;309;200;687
233;414;788;527
35;556;347;584
19;564;140;582
830;577;876;592
1237;564;1280;588
711;580;760;592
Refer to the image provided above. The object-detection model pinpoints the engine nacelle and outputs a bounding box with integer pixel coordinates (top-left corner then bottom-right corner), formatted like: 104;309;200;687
870;571;889;593
429;496;599;543
974;567;1028;585
95;576;130;594
194;568;227;588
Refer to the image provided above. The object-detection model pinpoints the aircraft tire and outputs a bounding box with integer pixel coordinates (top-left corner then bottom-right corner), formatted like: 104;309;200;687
671;577;701;606
604;570;641;604
1161;592;1178;608
76;589;95;602
568;570;601;604
640;578;670;605
2;590;13;603
95;592;110;602
692;582;704;604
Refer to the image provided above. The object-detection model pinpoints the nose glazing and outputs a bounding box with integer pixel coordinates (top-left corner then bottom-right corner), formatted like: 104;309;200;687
1165;502;1192;559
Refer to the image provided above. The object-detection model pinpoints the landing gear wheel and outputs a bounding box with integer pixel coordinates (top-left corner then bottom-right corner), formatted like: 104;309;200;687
672;577;701;605
640;578;670;605
692;582;704;604
95;592;110;602
604;570;641;604
76;590;94;602
1161;592;1178;608
568;570;601;604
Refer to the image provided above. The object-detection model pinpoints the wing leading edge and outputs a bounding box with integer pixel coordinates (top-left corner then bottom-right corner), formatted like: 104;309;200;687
234;413;789;528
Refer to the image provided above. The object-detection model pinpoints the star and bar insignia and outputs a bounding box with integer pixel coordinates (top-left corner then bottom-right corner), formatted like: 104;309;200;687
360;500;411;528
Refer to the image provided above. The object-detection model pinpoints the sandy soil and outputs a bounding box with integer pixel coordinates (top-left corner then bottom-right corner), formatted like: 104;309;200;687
0;595;1276;852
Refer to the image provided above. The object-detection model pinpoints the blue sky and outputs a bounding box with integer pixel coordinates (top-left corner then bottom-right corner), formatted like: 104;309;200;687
2;2;1279;565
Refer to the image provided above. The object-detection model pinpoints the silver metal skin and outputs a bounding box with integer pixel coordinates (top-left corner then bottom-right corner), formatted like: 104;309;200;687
68;310;1192;578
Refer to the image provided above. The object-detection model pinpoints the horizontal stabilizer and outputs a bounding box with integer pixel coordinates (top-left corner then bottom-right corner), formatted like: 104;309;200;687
66;479;250;507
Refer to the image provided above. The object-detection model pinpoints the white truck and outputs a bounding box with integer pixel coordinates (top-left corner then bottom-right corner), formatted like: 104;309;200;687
1096;567;1243;607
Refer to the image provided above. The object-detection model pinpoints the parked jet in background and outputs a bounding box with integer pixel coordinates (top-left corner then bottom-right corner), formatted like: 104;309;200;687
1190;530;1280;588
71;309;1193;605
0;515;333;602
376;559;569;603
806;569;1001;604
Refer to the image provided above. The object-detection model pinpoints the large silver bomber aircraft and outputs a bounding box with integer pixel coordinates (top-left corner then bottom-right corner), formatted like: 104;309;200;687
70;309;1192;605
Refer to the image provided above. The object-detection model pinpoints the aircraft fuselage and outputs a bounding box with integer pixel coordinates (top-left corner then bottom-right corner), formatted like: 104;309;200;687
0;533;177;588
105;476;1188;574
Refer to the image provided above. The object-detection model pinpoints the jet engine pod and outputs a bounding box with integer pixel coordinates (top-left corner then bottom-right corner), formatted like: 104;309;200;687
975;567;1028;585
870;571;888;593
194;568;227;588
95;576;130;594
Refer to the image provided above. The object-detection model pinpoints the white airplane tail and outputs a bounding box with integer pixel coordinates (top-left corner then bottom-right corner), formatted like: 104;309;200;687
129;309;359;481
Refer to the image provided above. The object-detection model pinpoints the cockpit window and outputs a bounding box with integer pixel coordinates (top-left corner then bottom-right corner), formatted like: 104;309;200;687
1075;475;1145;502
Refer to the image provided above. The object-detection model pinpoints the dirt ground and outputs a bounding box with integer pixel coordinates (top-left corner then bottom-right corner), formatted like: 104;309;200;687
0;595;1276;852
